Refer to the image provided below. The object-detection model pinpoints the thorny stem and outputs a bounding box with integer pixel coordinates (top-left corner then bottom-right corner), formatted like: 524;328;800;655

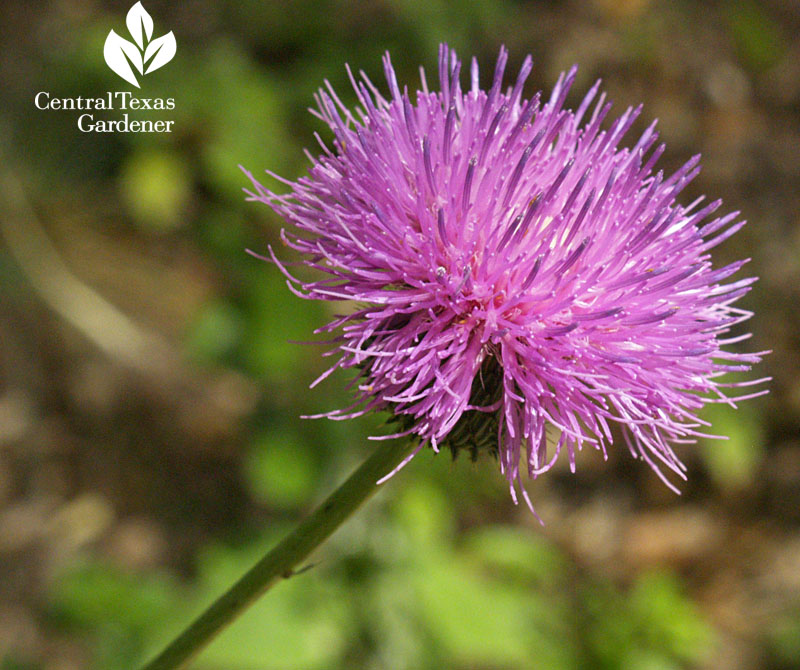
139;439;416;670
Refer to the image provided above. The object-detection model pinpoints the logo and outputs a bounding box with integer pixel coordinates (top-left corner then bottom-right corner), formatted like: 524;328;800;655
35;1;177;133
104;2;176;88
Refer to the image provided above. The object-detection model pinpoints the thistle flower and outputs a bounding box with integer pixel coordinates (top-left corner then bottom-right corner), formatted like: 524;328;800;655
244;45;767;511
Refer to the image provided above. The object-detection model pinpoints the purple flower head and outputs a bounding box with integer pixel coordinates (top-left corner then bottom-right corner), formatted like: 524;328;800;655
244;45;768;512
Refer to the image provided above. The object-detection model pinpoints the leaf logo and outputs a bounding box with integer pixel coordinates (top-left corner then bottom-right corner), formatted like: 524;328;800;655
103;2;176;88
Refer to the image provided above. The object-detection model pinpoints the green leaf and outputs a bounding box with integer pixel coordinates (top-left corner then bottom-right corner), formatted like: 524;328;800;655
464;525;565;585
184;300;243;364
701;403;765;491
244;426;317;508
188;540;352;669
240;269;323;381
119;149;192;232
727;1;786;71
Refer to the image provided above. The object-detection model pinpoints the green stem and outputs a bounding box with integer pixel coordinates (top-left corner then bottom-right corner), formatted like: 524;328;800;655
140;439;415;670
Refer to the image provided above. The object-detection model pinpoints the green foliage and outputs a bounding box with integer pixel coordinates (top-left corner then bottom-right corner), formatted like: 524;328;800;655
700;402;765;491
243;424;319;508
726;1;786;71
583;571;714;670
49;562;183;670
189;539;352;669
190;41;293;199
768;603;800;667
239;269;324;381
119;148;192;232
185;299;244;364
1;657;41;670
51;504;715;669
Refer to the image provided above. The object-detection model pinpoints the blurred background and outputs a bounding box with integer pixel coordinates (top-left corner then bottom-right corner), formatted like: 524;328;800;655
1;0;798;668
